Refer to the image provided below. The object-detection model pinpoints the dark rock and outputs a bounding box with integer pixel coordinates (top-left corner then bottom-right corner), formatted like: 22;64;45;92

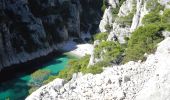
123;76;131;83
0;0;103;70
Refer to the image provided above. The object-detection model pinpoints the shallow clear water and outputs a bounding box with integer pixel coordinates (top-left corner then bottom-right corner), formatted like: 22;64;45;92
0;54;75;100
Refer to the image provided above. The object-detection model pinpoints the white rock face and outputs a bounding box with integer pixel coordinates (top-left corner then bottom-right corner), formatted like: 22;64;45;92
99;0;120;32
99;0;150;42
26;38;170;100
107;23;131;43
136;38;170;100
162;31;170;38
88;40;102;66
130;0;148;32
118;0;134;17
99;7;113;32
26;79;66;100
108;0;119;8
99;0;135;43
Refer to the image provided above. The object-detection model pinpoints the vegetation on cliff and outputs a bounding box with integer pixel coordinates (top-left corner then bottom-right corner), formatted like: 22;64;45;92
29;70;51;94
123;24;164;62
94;32;108;41
43;2;170;86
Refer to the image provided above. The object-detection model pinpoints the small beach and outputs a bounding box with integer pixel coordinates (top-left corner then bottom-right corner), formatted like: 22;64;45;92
59;39;94;57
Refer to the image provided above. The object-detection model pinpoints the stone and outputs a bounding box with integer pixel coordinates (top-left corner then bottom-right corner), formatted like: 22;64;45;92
123;75;131;83
27;38;170;100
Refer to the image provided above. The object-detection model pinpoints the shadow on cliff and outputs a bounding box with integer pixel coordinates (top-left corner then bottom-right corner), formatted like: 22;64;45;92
0;50;65;82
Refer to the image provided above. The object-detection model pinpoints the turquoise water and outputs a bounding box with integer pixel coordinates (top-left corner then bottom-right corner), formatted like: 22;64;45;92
0;54;75;100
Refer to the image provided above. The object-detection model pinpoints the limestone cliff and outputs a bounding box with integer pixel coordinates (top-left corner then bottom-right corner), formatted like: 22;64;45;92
99;0;170;42
88;0;170;66
25;0;170;99
0;0;103;70
26;37;170;100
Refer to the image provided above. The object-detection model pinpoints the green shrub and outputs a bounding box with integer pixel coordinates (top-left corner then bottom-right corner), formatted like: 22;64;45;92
162;9;170;23
29;70;51;94
58;54;107;79
83;60;110;74
111;0;126;22
43;75;57;84
168;1;170;5
161;23;170;31
146;0;164;12
46;51;119;81
94;41;124;63
116;11;134;26
111;0;126;15
30;70;51;86
142;12;161;24
111;8;120;15
94;32;108;41
123;24;164;63
57;55;90;80
115;0;136;26
105;24;112;32
142;9;170;31
85;65;103;74
161;9;170;31
119;0;126;6
45;54;106;81
101;0;107;12
29;87;39;94
142;8;170;25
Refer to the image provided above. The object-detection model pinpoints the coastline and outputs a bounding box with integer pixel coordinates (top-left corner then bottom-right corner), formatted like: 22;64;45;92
0;40;93;82
0;50;63;82
64;52;81;59
59;39;94;58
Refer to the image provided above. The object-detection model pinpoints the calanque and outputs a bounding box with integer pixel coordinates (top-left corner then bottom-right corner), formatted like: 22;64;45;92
1;0;170;100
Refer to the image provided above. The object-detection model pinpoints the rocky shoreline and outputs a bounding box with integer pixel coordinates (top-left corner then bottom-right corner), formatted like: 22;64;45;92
26;38;170;100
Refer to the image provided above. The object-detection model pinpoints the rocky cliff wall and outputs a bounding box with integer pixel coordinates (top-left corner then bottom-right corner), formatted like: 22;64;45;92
0;0;103;70
26;0;170;99
26;37;170;100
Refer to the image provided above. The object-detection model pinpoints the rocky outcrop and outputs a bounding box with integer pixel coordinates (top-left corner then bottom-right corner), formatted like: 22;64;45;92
130;0;148;32
0;0;103;70
99;0;120;32
118;0;133;17
131;0;170;33
99;6;113;32
99;0;151;42
26;37;170;100
88;40;101;66
99;0;133;43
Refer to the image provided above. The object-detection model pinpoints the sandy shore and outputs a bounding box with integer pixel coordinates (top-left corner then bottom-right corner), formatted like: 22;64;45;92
59;40;94;57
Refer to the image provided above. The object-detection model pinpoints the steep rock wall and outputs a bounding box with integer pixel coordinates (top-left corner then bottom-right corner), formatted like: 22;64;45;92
0;0;103;70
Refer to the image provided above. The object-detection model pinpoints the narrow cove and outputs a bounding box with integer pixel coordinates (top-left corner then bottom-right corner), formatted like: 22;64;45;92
0;54;77;100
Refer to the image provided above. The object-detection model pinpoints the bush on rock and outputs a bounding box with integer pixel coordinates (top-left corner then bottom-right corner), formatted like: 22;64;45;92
123;24;164;63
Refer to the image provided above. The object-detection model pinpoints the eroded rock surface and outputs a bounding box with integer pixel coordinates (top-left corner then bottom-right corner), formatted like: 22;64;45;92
26;38;170;100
